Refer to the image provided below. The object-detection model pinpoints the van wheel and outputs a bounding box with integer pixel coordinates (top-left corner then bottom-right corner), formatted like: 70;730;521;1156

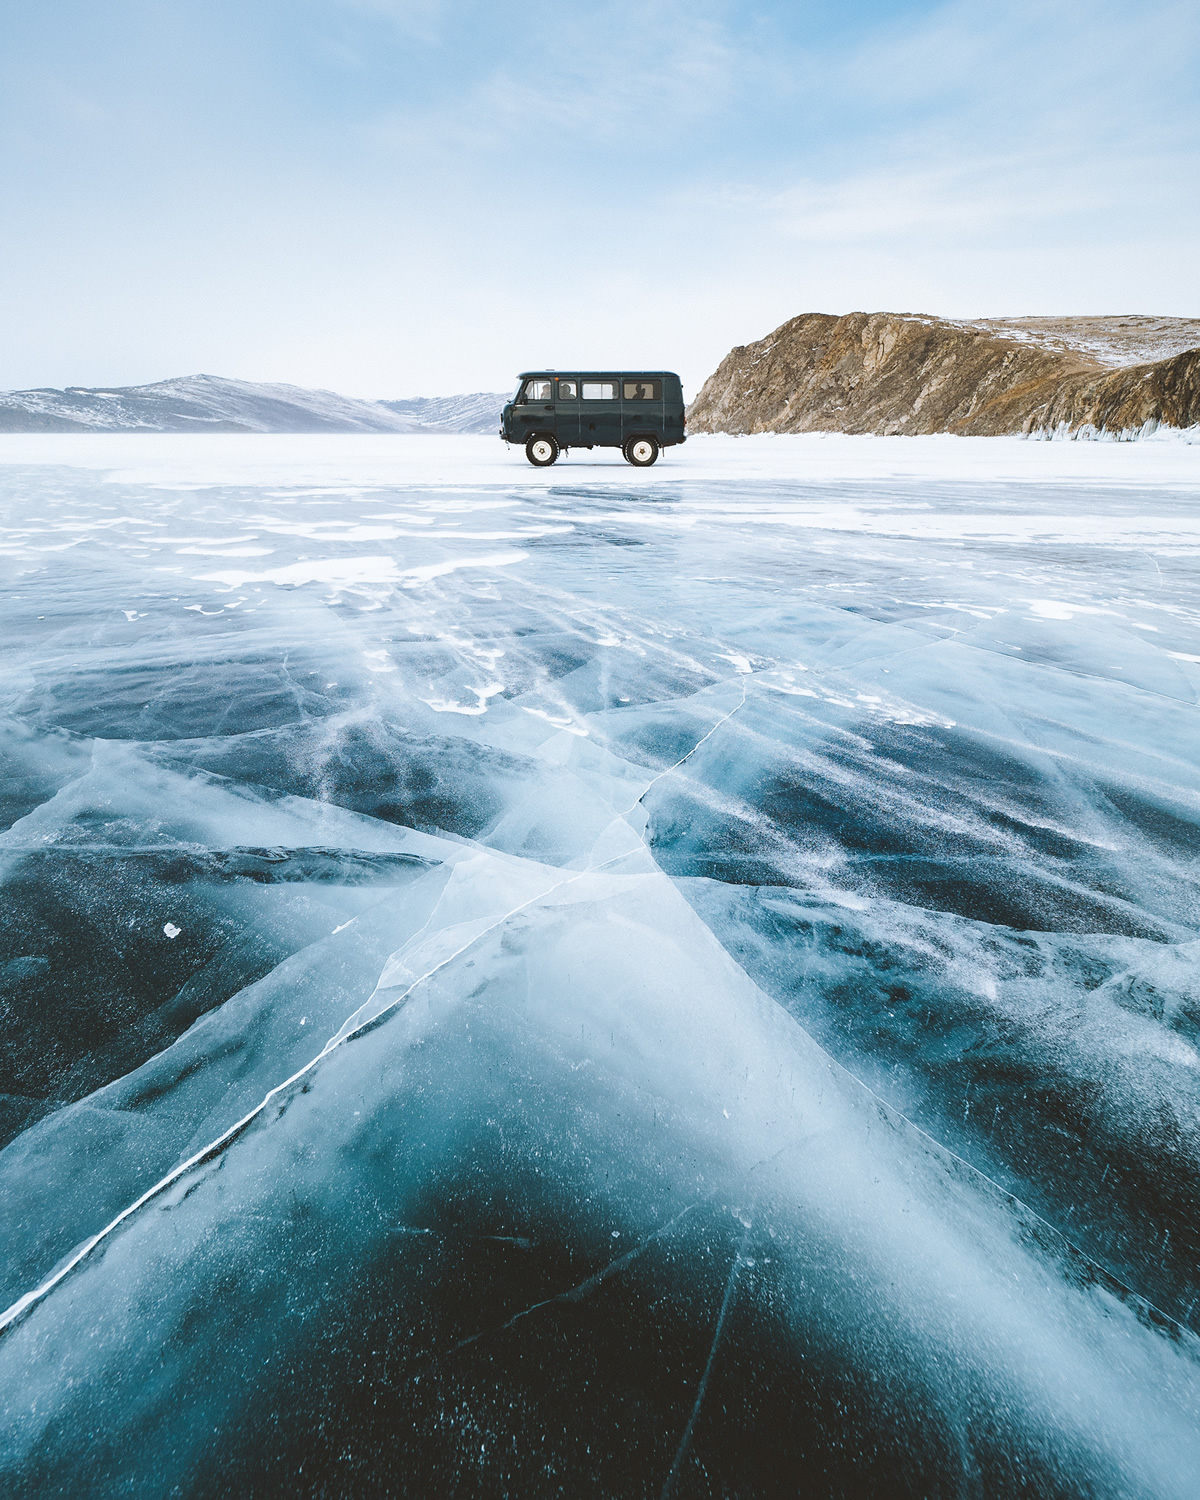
624;436;658;467
526;435;559;466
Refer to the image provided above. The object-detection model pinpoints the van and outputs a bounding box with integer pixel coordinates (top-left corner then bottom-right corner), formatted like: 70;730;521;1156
500;371;686;466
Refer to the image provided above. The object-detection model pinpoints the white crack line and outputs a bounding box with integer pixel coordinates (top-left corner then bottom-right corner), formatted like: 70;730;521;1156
634;674;749;807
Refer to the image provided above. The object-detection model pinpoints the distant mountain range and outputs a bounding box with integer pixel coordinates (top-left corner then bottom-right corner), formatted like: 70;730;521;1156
0;374;508;435
14;319;1199;440
688;314;1200;437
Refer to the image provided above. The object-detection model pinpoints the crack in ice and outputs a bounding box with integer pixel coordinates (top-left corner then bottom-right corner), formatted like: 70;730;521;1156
436;1201;704;1361
629;673;750;813
660;1229;752;1500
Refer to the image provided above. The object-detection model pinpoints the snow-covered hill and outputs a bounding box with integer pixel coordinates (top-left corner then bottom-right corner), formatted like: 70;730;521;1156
377;392;507;434
0;374;509;434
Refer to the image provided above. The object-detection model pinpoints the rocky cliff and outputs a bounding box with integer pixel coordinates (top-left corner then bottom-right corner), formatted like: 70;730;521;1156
687;313;1200;437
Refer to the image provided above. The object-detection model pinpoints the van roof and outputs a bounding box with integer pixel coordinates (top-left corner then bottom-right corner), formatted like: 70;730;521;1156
518;370;680;380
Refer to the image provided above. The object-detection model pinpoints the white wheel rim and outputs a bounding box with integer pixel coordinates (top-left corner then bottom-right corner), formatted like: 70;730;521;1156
632;441;653;462
531;440;553;462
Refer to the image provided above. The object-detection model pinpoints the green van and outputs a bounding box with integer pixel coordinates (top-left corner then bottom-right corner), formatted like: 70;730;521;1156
500;371;686;467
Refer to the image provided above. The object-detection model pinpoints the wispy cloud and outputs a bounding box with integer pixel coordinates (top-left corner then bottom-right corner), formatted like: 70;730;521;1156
355;1;740;161
666;0;1200;276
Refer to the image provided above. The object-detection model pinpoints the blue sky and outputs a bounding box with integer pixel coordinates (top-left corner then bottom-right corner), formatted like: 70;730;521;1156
1;0;1197;397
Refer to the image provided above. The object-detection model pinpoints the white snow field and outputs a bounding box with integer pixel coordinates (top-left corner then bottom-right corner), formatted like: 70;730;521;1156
1;432;1199;1497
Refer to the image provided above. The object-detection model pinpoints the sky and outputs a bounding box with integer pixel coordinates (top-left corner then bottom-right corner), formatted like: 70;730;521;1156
1;0;1197;399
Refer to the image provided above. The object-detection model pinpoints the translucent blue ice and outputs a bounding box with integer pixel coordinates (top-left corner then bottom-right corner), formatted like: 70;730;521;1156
1;437;1199;1496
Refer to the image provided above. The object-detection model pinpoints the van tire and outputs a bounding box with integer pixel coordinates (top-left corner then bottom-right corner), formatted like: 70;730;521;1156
624;436;658;467
526;435;559;466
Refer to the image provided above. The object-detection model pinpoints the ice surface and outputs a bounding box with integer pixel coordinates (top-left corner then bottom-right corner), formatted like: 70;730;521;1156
1;433;1199;1496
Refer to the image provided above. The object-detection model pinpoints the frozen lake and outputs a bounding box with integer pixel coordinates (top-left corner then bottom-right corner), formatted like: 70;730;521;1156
2;432;1199;1496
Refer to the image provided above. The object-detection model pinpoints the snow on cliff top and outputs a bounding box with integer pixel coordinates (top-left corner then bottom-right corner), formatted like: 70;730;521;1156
965;315;1200;368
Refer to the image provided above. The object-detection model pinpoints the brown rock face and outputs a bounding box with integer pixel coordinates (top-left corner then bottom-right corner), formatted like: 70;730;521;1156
687;313;1200;437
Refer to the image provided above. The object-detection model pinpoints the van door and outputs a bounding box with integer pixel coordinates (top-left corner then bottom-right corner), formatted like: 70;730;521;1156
579;378;621;448
621;376;664;445
554;378;580;445
515;377;555;442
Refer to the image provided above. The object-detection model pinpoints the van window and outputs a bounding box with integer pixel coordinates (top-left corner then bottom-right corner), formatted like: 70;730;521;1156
623;380;661;400
523;379;553;401
581;381;616;400
557;380;577;399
